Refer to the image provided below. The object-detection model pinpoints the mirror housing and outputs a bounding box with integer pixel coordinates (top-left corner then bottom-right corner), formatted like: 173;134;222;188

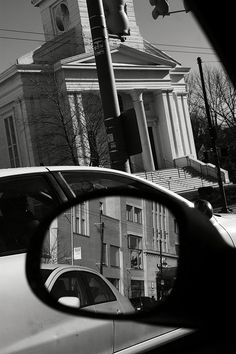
194;199;214;219
26;182;236;331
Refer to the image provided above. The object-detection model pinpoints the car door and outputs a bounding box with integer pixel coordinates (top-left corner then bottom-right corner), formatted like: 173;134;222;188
46;269;115;354
68;269;176;352
45;267;181;354
0;254;115;354
113;320;178;353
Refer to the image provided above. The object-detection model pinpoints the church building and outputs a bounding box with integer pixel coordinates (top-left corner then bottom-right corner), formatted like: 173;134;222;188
0;0;229;186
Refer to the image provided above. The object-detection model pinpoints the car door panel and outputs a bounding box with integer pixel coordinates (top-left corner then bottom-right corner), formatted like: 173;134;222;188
1;317;114;354
114;320;177;352
0;255;114;354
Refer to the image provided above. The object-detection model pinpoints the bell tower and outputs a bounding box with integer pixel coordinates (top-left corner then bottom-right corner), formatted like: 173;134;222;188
31;0;145;63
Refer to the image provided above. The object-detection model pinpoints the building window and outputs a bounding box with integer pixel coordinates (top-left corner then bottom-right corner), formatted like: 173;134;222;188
4;116;20;167
175;243;179;256
126;204;133;221
152;202;169;253
110;245;120;267
126;204;142;224
131;280;144;298
54;2;70;33
102;243;108;266
73;202;88;235
174;219;179;235
128;235;143;269
134;207;142;224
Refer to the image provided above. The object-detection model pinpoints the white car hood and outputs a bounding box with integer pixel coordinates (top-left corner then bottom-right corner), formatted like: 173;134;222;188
211;214;236;247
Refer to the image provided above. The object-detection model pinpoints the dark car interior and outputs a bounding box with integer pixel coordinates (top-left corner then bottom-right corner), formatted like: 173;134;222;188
0;176;57;255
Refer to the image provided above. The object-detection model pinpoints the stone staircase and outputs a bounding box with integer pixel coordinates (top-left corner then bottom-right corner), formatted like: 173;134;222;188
135;166;219;194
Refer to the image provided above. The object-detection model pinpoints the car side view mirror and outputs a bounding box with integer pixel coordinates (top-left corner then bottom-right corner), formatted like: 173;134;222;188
194;199;213;219
26;185;236;329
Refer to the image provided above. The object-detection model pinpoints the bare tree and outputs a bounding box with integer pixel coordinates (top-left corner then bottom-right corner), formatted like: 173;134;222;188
186;66;236;179
187;66;236;132
28;67;110;167
186;71;209;155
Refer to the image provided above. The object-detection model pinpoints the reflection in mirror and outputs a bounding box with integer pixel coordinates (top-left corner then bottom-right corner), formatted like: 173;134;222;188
40;196;179;315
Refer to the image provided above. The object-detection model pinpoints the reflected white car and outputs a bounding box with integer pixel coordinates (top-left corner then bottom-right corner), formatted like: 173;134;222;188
0;253;188;354
41;263;135;314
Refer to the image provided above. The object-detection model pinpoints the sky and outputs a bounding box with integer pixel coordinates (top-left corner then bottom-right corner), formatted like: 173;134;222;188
0;0;220;75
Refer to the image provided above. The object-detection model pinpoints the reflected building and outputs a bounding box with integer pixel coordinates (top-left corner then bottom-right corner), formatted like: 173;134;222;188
43;196;179;300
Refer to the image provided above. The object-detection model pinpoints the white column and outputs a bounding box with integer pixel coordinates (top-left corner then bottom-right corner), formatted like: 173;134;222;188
153;90;176;166
165;90;184;157
130;90;155;172
177;92;197;158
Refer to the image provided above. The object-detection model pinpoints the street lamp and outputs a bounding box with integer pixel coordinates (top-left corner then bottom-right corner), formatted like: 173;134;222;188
156;237;168;300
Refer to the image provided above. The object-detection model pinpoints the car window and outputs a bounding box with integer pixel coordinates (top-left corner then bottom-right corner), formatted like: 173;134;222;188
82;272;116;305
60;172;140;197
0;175;58;255
50;271;90;308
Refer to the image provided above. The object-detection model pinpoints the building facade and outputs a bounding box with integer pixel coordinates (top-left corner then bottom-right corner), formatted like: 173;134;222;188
0;0;197;172
43;195;178;300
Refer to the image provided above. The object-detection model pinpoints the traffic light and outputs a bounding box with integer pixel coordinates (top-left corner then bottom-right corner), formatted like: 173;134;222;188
149;0;169;20
103;0;130;36
120;108;142;156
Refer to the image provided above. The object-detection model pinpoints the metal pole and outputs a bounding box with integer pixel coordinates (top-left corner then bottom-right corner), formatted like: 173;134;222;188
86;0;128;171
159;237;163;300
99;221;104;275
99;202;104;275
197;57;228;213
71;207;74;265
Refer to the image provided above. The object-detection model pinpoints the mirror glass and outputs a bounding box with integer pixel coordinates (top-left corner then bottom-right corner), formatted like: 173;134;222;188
40;195;179;314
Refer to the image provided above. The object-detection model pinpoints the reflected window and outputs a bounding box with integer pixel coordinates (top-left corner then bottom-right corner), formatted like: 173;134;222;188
152;202;169;253
50;271;89;308
128;235;143;270
110;245;120;267
126;204;142;224
126;204;133;221
102;243;107;266
134;207;142;224
83;272;116;305
131;280;144;298
73;202;88;235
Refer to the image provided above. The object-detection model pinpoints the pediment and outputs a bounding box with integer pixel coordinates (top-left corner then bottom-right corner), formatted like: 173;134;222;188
111;44;178;67
60;42;179;68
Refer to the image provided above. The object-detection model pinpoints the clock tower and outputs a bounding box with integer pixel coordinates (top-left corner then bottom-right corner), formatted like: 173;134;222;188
31;0;145;63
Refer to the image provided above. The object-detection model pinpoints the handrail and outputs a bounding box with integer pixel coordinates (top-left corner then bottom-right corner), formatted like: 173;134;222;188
136;167;218;192
175;156;229;184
